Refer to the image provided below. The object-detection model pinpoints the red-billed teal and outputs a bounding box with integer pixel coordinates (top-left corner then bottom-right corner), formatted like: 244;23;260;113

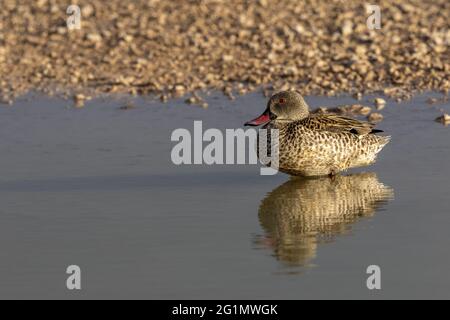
245;91;390;177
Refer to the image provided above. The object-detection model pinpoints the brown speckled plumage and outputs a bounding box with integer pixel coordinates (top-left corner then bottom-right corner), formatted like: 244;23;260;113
246;91;390;176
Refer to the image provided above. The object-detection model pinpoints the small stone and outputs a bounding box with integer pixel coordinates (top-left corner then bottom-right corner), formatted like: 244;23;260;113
222;54;234;62
374;98;386;110
185;96;198;104
0;97;13;105
173;85;186;97
238;88;247;95
74;94;88;108
435;114;450;125
353;92;362;100
226;92;235;100
313;107;329;114
0;47;7;63
368;113;384;123
123;34;134;43
82;4;95;17
341;21;353;36
359;106;372;116
57;27;67;35
87;33;102;43
119;102;135;110
185;93;203;105
160;95;168;103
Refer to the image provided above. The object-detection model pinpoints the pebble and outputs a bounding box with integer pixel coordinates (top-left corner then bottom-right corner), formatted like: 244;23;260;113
0;1;448;105
87;33;102;43
185;93;205;107
435;114;450;125
353;93;362;101
73;94;89;108
359;106;372;116
374;98;386;110
313;104;374;117
174;85;186;97
368;113;384;123
119;102;135;110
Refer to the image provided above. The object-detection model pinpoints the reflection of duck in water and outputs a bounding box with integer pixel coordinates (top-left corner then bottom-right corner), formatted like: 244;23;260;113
256;173;394;267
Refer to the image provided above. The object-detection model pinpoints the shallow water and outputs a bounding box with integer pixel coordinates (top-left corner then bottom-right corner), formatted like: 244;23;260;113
0;91;449;299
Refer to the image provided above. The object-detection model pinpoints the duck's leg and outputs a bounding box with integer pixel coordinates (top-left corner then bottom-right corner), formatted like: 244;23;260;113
328;169;337;180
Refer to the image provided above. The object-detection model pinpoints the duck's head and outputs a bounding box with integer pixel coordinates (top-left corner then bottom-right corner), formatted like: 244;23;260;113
245;90;310;126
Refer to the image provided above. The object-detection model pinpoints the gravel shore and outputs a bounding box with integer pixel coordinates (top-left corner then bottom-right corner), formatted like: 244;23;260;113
0;0;448;104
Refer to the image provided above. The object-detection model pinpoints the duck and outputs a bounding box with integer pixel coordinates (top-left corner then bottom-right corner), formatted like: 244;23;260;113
245;90;390;177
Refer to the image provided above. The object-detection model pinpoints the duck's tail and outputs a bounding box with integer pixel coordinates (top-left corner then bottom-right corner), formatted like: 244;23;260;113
351;135;391;168
379;135;391;147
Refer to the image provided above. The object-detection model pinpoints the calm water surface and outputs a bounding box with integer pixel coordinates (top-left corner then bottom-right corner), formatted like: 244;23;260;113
0;92;449;299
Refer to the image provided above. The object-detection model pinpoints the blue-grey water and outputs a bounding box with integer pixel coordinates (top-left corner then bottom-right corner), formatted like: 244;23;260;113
0;91;449;299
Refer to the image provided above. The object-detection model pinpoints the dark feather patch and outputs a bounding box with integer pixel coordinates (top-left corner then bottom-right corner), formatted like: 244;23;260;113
301;114;378;135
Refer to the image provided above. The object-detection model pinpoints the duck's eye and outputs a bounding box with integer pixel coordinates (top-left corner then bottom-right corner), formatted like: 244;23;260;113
279;98;286;104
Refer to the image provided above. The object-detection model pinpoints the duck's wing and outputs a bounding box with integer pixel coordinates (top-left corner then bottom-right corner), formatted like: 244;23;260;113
301;114;382;135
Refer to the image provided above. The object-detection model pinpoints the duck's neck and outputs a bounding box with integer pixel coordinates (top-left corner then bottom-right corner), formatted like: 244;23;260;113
274;112;310;123
265;119;292;131
270;117;304;126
